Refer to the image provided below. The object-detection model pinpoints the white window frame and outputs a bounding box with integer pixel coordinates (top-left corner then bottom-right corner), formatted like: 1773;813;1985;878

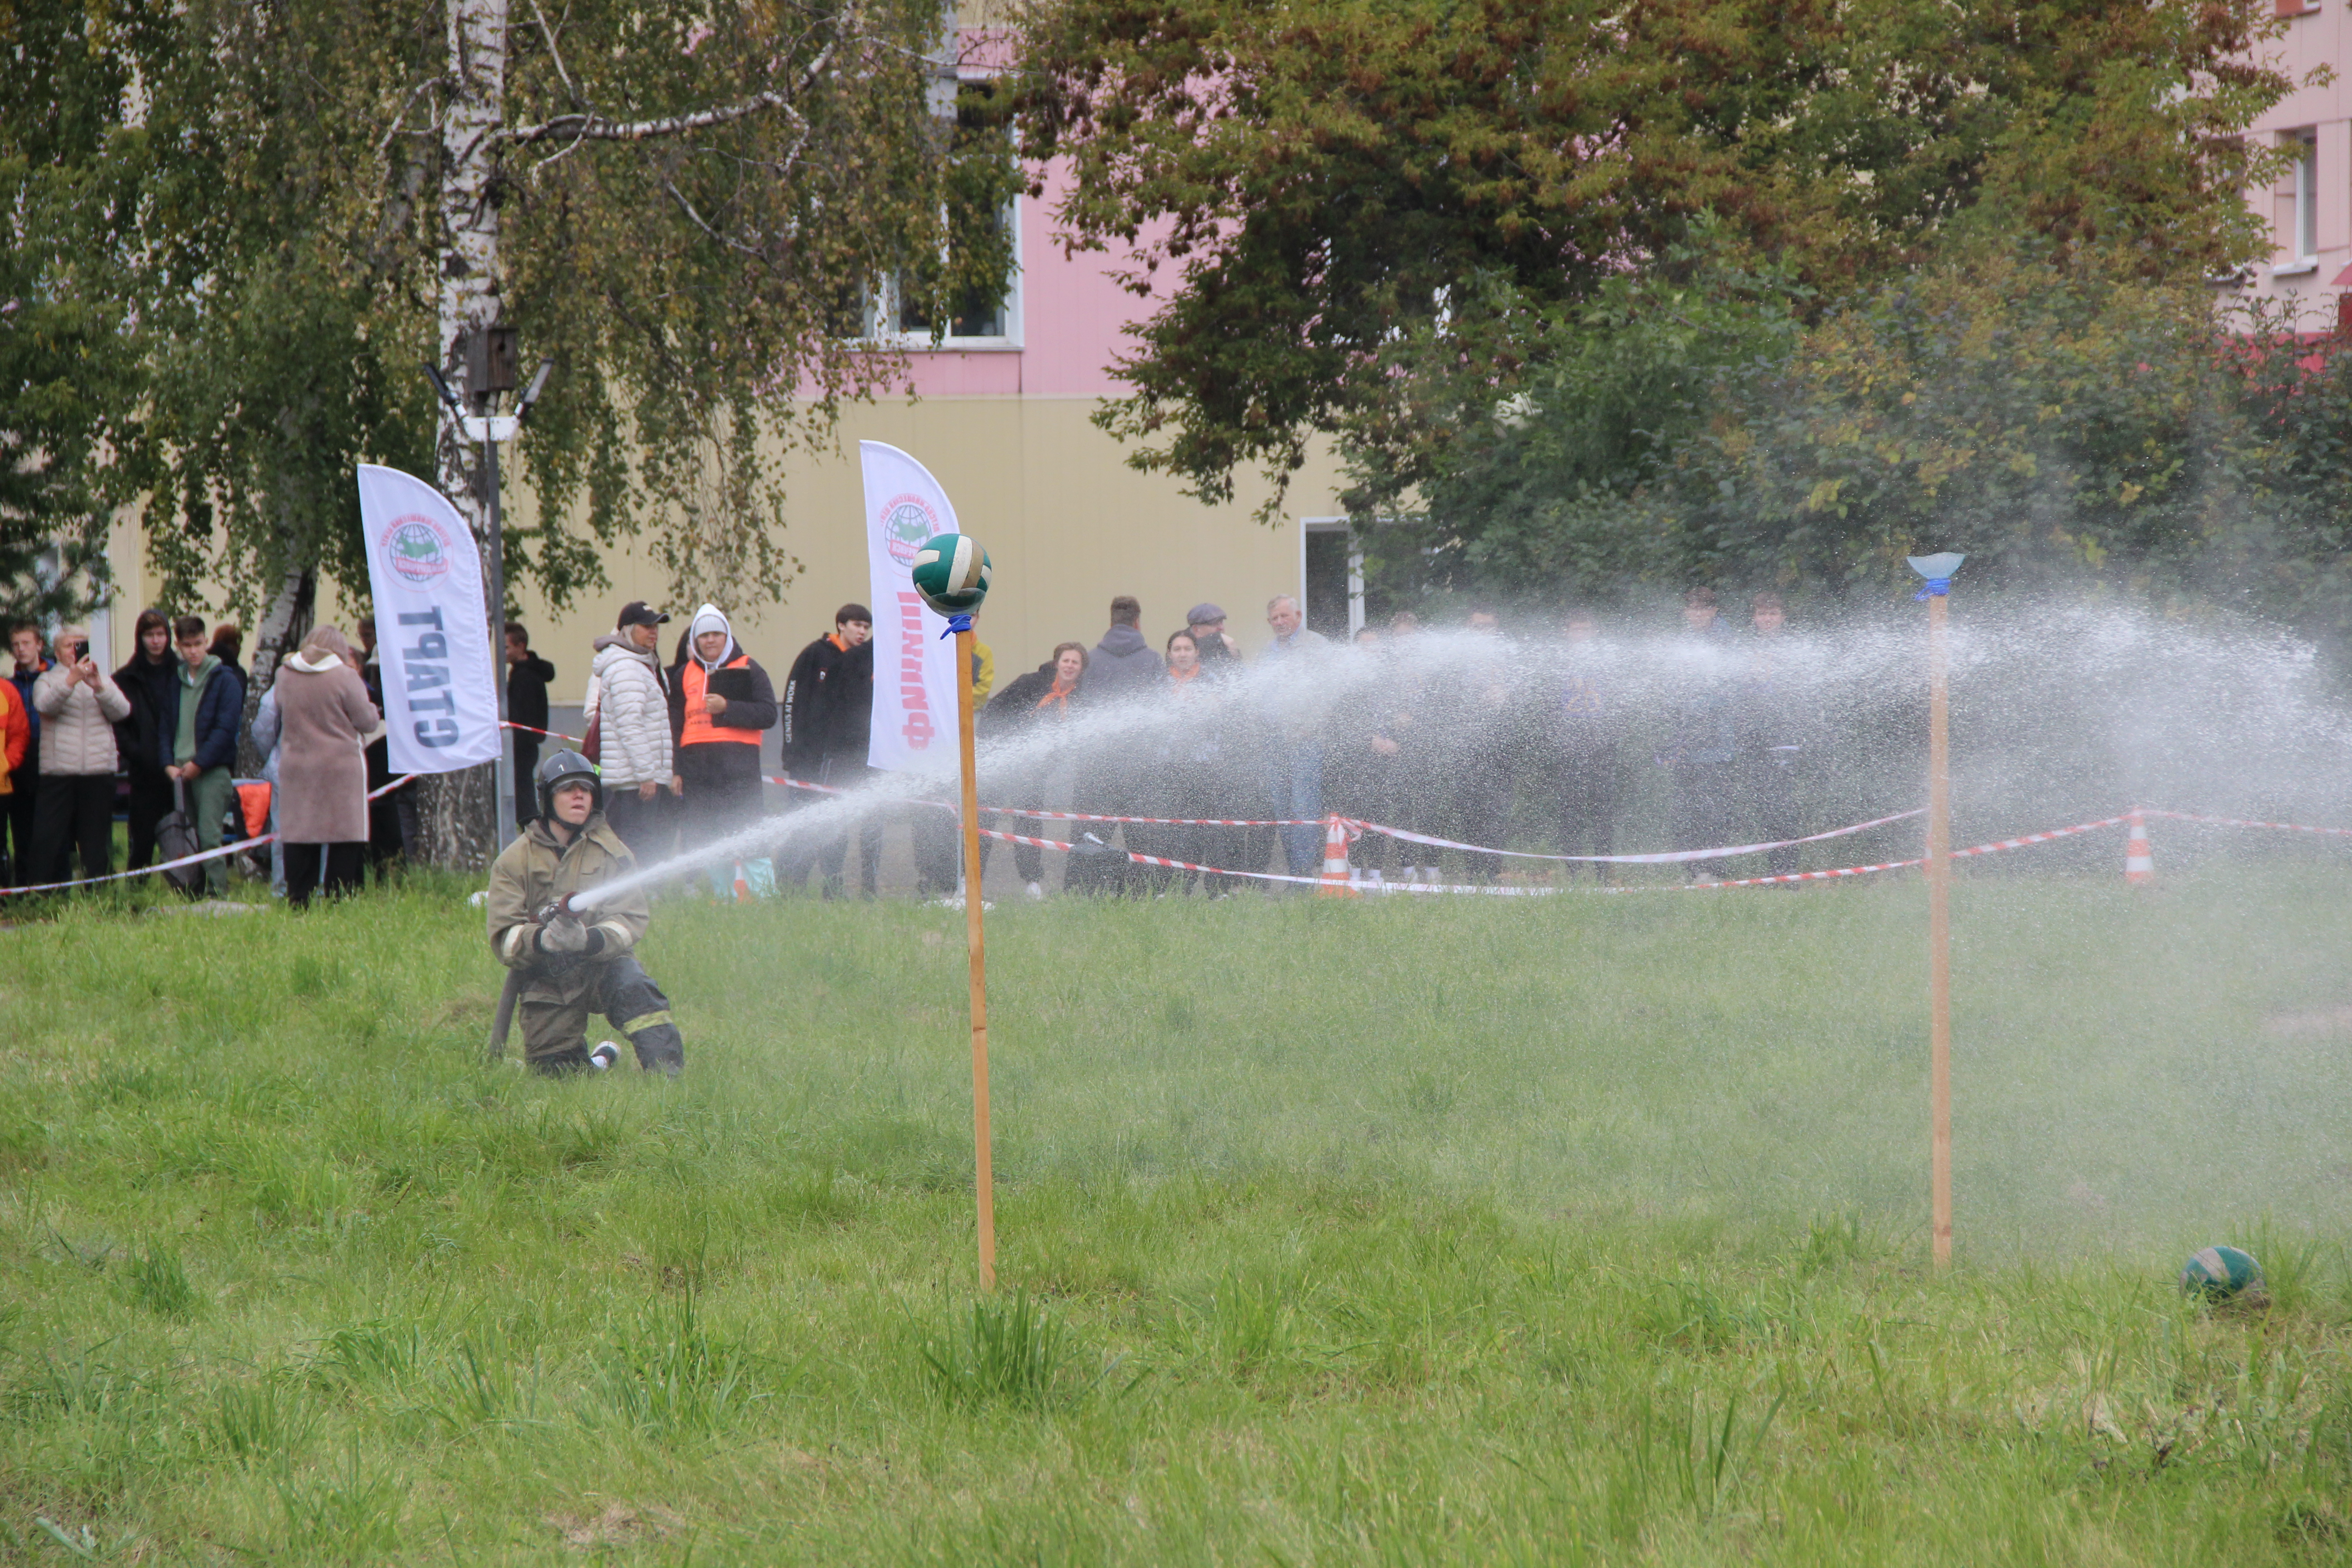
2276;132;2321;276
1300;518;1365;638
872;194;1024;352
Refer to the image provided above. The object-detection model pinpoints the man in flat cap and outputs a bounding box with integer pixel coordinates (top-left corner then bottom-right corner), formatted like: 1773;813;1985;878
586;600;674;854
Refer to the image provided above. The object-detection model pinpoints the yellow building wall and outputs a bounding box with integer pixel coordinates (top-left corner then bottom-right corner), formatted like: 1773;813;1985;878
102;396;1346;705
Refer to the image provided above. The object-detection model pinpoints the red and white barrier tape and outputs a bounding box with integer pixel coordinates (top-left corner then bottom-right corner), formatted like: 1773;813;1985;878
1949;814;2132;859
979;811;2076;897
2137;807;2352;838
0;773;421;898
503;720;586;744
992;808;1327;828
974;826;1329;887
1350;806;1927;864
759;780;2352;898
769;772;1929;849
1661;813;2139;891
766;774;1324;827
975;809;2176;897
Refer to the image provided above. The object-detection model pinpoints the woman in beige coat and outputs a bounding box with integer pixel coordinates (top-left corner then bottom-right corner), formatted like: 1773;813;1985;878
274;625;382;907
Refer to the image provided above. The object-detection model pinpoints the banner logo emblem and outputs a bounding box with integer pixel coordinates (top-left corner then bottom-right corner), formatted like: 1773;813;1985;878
882;497;937;566
383;517;451;587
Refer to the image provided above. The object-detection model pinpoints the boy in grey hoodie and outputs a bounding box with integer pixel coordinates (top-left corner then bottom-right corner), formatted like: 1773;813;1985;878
1068;597;1164;893
1087;596;1164;697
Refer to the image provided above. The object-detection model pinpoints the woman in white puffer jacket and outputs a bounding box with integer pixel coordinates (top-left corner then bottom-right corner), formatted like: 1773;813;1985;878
584;602;673;854
32;625;132;883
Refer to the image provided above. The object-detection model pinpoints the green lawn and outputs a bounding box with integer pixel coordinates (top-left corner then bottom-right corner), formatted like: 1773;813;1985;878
2;864;2350;1563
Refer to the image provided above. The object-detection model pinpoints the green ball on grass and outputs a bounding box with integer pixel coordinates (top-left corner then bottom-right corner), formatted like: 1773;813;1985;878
2180;1245;2262;1300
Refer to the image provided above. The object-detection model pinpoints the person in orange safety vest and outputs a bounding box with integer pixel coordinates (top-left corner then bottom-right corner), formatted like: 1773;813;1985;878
665;604;777;897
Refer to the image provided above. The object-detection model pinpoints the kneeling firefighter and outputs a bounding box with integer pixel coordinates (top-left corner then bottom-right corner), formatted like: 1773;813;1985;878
486;750;685;1076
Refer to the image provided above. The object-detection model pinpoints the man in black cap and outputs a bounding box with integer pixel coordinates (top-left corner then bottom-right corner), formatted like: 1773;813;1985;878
587;600;675;855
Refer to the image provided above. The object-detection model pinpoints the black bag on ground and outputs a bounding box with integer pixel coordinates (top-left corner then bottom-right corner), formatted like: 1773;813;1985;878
155;780;201;893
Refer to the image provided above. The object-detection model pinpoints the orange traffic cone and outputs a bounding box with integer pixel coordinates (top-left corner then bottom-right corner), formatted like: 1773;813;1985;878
1317;816;1359;897
2124;811;2154;886
732;862;752;902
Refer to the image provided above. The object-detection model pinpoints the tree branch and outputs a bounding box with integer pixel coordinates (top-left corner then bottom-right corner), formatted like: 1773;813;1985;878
661;176;763;258
526;0;583;108
500;36;836;146
373;75;444;167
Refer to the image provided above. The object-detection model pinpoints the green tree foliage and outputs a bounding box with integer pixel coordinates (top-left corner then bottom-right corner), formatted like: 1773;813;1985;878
0;0;150;620
1353;247;1807;598
1404;256;2352;647
1017;0;2291;522
3;0;1017;622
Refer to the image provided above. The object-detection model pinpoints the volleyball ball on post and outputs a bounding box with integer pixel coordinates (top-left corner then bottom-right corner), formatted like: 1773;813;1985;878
911;533;991;617
2180;1245;2263;1300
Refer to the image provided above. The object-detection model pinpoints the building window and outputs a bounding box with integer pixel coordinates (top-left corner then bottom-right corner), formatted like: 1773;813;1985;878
2275;132;2320;276
2298;134;2319;261
868;199;1020;350
1301;519;1364;640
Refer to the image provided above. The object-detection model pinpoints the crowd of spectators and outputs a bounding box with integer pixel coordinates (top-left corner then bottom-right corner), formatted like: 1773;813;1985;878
662;583;1817;899
0;608;430;904
3;580;1807;903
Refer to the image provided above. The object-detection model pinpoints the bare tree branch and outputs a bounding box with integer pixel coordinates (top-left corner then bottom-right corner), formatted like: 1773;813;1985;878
525;0;584;108
500;36;836;146
373;75;444;167
661;176;766;259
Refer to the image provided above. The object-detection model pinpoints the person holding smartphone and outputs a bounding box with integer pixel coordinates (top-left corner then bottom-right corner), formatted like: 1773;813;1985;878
32;626;130;884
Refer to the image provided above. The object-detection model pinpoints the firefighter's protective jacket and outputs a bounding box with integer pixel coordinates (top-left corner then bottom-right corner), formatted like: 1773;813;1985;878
484;813;651;1005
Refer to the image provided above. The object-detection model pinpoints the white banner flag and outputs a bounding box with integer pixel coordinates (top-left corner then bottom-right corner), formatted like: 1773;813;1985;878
355;464;501;774
859;441;960;774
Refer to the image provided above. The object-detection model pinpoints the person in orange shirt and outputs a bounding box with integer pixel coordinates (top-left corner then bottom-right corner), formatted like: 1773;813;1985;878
665;604;777;897
0;674;31;877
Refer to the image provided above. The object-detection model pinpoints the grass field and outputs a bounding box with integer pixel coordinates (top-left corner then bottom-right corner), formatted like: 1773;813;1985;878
3;863;2352;1564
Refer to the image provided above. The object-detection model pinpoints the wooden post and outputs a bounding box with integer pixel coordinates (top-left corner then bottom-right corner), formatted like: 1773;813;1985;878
1926;592;1952;1270
954;627;996;1291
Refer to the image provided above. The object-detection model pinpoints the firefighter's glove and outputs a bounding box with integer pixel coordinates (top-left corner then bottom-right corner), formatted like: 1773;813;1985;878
534;908;604;956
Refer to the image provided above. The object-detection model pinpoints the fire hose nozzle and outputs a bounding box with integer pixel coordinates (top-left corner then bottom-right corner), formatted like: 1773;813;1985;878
535;895;590;924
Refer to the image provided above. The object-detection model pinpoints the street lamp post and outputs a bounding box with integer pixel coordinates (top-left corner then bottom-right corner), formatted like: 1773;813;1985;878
425;338;553;852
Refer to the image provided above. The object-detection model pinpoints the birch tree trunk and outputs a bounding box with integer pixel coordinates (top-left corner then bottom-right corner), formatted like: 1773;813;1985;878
416;0;510;869
237;567;315;777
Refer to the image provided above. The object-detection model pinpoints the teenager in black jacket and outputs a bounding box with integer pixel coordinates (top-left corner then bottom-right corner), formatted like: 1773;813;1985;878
112;609;179;870
779;604;869;781
504;622;557;824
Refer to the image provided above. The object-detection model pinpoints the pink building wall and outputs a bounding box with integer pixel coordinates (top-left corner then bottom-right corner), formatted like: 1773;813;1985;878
887;157;1171;399
2244;3;2352;328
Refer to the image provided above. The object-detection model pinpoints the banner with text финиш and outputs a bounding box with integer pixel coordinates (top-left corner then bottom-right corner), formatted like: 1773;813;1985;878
355;464;501;775
859;440;960;775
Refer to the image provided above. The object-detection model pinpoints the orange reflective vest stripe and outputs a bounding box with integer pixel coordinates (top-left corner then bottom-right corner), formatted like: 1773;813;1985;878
679;656;758;748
